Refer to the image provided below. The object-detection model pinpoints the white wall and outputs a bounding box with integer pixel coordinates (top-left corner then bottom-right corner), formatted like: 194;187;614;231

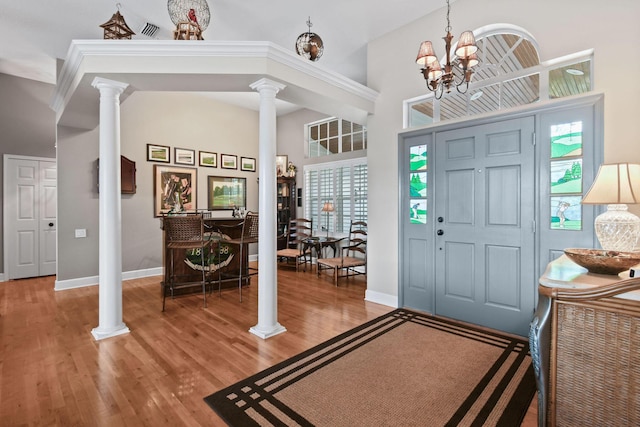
366;0;640;300
56;91;259;281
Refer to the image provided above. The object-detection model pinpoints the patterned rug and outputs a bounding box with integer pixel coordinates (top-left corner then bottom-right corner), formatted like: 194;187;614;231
204;309;536;426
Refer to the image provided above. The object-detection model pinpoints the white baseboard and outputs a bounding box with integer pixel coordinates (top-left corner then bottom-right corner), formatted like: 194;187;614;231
55;267;164;291
364;289;398;308
0;273;4;282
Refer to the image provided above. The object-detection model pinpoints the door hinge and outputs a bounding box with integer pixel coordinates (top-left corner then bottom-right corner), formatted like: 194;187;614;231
532;219;536;233
531;132;536;146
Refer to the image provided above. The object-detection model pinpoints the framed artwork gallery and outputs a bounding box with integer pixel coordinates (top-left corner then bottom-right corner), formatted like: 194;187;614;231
208;176;246;210
153;165;197;217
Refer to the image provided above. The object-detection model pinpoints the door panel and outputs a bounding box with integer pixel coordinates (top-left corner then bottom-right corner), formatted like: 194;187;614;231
39;161;57;276
538;105;599;277
400;134;433;313
5;157;56;279
435;117;535;336
9;160;40;278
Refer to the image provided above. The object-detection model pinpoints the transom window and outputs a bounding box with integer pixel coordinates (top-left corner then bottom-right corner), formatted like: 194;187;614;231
405;25;593;126
306;117;367;158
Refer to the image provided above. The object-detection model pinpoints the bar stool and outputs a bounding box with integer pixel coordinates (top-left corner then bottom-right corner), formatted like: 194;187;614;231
217;212;259;302
163;214;213;311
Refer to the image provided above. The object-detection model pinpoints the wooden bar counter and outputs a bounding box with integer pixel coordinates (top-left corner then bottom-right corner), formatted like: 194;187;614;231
160;216;251;294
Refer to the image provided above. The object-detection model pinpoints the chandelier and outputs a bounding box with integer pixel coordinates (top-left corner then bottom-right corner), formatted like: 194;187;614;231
416;0;478;99
295;17;324;62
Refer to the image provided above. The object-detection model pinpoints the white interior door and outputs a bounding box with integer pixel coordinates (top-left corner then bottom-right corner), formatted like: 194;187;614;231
39;161;57;276
434;117;535;336
4;155;56;279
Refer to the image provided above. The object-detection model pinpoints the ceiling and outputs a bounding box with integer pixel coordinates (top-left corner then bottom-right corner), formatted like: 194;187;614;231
0;0;443;86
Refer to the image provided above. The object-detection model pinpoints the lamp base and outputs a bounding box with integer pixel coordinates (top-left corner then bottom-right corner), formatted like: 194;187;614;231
594;204;640;252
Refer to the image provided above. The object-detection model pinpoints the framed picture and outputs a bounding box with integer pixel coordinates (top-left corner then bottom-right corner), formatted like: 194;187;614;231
221;154;237;170
208;176;246;210
276;154;288;177
174;148;195;165
147;144;170;163
153;165;197;217
241;157;256;172
199;151;217;168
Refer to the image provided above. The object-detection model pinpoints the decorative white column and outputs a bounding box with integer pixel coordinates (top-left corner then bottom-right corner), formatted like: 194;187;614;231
91;77;130;341
249;78;287;339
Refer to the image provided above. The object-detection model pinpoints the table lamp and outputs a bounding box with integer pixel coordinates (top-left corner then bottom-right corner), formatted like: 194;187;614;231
581;163;640;252
321;202;334;237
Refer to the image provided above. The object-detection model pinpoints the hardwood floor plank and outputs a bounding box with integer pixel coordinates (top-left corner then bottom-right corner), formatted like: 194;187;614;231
0;268;537;426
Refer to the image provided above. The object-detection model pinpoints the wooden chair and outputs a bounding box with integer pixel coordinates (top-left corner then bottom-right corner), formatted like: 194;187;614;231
215;212;259;302
317;221;367;286
277;218;313;271
162;214;213;311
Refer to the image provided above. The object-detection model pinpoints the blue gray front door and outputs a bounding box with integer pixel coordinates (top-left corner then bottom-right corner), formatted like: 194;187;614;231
434;117;535;336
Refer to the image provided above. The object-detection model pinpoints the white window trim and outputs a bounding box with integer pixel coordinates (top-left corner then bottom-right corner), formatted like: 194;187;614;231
303;157;368;237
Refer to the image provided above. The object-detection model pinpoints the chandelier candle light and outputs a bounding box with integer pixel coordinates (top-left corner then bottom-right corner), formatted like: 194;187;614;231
416;0;478;99
581;163;640;252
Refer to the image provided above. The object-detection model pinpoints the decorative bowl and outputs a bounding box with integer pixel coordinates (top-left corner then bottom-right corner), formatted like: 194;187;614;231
563;248;640;275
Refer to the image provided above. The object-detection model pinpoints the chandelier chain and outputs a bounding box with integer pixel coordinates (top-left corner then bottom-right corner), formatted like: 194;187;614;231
445;0;452;33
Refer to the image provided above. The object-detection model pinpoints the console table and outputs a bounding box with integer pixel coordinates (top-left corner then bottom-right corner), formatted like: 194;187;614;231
530;255;640;426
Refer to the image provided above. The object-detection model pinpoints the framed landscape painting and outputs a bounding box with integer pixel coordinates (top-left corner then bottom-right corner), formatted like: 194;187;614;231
241;157;256;172
199;151;217;167
221;154;238;170
147;144;170;163
174;148;195;165
208;176;246;210
153;165;197;217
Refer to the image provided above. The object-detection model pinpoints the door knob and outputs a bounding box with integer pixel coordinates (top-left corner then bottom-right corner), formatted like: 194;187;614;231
437;229;444;236
49;222;54;227
437;217;444;223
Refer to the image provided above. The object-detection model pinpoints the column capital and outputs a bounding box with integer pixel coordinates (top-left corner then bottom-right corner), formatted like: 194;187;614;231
250;78;286;94
91;77;129;94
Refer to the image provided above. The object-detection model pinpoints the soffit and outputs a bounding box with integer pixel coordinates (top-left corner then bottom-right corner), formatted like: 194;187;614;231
53;40;379;130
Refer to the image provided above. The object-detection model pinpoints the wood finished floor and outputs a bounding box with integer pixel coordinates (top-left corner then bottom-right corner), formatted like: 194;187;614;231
0;266;537;426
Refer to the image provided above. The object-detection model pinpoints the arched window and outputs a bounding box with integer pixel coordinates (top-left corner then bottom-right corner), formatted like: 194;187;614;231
405;24;593;127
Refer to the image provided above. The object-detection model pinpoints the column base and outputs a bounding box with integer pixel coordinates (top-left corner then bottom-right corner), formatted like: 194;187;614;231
91;323;130;341
249;323;287;339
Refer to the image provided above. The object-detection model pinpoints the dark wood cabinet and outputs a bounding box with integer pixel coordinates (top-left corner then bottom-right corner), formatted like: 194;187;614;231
96;155;136;194
277;176;296;249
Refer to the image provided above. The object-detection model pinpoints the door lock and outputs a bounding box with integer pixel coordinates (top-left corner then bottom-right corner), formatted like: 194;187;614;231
437;217;444;223
48;222;54;227
437;229;444;236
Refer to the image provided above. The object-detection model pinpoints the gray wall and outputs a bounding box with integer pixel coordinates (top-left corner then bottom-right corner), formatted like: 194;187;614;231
0;73;56;275
57;91;260;281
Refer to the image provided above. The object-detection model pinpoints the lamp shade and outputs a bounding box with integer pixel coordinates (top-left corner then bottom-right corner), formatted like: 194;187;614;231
321;202;334;212
454;31;478;58
427;60;443;80
582;163;640;205
416;41;438;66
